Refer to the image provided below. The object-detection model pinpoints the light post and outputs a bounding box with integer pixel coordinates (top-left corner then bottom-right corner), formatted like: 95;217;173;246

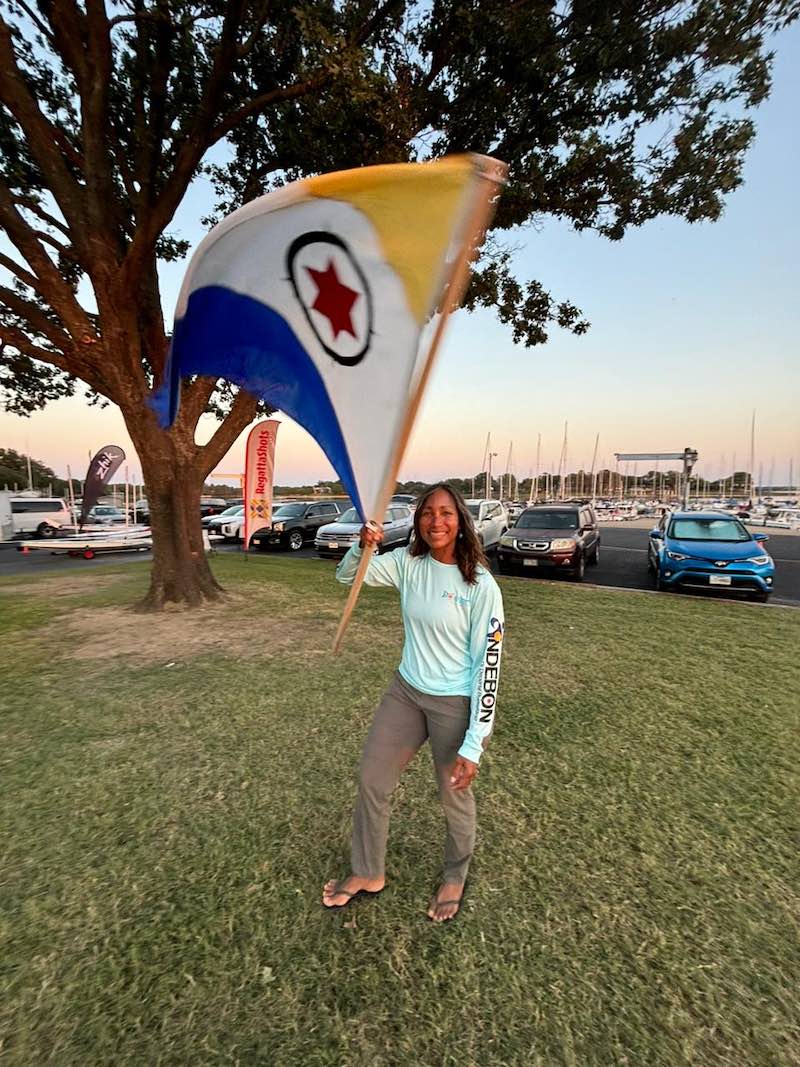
486;452;497;498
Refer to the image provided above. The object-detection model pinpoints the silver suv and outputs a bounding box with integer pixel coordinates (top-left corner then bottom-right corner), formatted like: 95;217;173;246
465;499;508;549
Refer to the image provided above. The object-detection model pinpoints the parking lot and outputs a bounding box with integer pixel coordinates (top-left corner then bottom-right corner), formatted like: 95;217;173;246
2;520;799;607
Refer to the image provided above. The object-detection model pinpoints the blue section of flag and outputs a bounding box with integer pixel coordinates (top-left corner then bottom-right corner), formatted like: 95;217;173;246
149;286;364;519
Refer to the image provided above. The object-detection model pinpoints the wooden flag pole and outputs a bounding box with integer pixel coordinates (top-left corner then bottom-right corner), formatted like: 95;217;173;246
333;157;507;652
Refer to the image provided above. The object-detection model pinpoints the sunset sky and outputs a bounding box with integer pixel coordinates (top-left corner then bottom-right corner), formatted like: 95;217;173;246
1;24;798;489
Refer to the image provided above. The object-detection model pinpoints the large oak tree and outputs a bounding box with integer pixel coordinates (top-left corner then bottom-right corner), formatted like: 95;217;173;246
1;0;796;606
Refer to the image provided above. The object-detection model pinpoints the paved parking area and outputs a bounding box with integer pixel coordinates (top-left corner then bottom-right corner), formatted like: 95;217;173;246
2;523;798;607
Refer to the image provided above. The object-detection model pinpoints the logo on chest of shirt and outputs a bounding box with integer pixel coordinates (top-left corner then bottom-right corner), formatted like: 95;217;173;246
479;617;504;723
441;590;470;605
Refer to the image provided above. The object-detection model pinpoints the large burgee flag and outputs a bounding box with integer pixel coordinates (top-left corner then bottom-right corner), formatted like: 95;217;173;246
152;155;503;521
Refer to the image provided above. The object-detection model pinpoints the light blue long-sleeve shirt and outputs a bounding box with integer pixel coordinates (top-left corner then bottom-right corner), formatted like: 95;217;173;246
336;545;504;764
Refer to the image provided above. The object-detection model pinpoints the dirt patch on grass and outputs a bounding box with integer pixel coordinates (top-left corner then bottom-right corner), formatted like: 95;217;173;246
49;587;337;665
0;574;124;600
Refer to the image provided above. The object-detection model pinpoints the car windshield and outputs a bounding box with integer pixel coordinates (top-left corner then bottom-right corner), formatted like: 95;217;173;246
669;518;750;542
272;504;305;518
338;507;359;524
219;505;243;517
467;504;480;518
516;511;578;530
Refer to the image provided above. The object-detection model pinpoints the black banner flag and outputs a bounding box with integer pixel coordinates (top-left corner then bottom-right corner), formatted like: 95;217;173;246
79;445;126;528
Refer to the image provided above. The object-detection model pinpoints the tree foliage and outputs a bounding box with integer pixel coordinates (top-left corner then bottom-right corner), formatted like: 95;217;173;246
1;0;797;413
0;446;66;492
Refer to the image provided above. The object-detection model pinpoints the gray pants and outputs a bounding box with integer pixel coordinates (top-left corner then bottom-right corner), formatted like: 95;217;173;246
351;671;477;885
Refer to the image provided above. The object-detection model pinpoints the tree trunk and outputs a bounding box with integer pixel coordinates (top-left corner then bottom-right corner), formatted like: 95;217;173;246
140;463;222;610
130;416;224;610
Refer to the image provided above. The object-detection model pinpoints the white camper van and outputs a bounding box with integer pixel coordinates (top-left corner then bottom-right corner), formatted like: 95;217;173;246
0;494;71;539
0;495;12;542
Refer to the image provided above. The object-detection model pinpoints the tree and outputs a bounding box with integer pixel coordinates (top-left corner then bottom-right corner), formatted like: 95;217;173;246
1;1;796;607
0;446;66;493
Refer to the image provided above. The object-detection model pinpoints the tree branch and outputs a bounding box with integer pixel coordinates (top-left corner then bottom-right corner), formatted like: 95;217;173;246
208;74;332;142
1;282;76;352
0;177;94;340
178;375;219;430
236;1;271;58
0;251;40;291
0;17;87;236
12;0;55;44
198;387;260;473
121;1;248;283
12;195;72;237
0;324;72;375
47;1;120;258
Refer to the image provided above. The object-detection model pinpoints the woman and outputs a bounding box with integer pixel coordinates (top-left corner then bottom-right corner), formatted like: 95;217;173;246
322;484;505;922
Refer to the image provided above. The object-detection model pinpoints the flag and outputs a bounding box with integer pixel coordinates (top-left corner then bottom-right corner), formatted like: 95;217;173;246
151;155;503;522
243;419;279;548
80;445;125;528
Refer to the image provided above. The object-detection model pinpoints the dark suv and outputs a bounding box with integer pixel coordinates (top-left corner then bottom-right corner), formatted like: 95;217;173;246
251;500;348;551
497;504;600;580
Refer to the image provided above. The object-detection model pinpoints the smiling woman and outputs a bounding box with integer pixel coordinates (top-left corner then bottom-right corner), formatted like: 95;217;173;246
322;484;505;922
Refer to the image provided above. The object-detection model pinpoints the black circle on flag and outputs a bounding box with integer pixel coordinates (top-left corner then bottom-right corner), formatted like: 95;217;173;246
287;231;373;366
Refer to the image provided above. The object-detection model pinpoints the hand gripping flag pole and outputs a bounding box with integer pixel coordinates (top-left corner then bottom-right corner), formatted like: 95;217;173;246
332;157;507;651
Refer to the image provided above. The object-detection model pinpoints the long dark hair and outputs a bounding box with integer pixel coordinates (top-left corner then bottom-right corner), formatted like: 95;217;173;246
409;483;488;585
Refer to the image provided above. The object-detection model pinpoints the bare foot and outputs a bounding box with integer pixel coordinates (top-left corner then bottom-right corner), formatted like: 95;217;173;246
427;881;464;922
322;874;385;908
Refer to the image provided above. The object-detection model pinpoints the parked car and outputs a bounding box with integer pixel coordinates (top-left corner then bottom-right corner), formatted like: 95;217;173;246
497;503;600;580
85;504;128;525
315;505;413;558
464;499;508;550
389;493;417;510
199;498;231;519
3;495;71;538
204;504;244;532
647;510;774;601
250;500;349;551
129;500;150;523
204;499;246;533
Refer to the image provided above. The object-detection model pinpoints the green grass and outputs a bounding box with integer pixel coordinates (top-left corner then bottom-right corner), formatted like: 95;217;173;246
1;555;798;1066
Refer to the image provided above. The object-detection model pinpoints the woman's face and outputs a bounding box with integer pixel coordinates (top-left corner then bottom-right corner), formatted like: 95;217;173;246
417;489;460;555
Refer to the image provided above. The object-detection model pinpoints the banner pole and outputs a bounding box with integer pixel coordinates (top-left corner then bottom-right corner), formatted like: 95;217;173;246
66;465;76;527
333;158;507;652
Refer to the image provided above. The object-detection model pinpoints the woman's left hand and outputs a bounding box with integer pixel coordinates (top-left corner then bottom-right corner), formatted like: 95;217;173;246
449;755;479;791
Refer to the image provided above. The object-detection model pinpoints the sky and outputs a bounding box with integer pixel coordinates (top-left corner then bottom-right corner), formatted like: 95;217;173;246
1;23;798;489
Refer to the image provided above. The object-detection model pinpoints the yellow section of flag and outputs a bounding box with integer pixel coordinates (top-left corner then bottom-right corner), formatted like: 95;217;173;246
304;156;480;324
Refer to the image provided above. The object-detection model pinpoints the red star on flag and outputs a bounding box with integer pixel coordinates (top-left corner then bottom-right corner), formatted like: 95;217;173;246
305;259;360;340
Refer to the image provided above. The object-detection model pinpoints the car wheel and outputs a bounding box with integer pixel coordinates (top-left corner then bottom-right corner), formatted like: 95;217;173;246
589;542;600;565
568;552;585;581
287;529;304;551
651;567;663;591
497;559;510;575
82;549;96;560
37;522;57;539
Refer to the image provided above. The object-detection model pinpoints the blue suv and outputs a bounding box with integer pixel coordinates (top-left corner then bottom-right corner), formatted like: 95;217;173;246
648;511;775;602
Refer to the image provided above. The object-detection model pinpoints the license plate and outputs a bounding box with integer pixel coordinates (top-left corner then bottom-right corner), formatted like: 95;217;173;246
709;575;732;586
523;558;539;567
328;542;338;549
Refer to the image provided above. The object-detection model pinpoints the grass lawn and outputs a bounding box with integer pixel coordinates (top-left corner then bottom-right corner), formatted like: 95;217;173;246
1;554;798;1066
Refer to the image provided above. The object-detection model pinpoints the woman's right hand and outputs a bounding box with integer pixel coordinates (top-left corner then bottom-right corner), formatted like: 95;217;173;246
359;521;385;549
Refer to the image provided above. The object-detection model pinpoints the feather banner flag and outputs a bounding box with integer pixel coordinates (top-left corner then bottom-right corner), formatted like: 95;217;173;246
243;419;279;549
151;154;506;524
